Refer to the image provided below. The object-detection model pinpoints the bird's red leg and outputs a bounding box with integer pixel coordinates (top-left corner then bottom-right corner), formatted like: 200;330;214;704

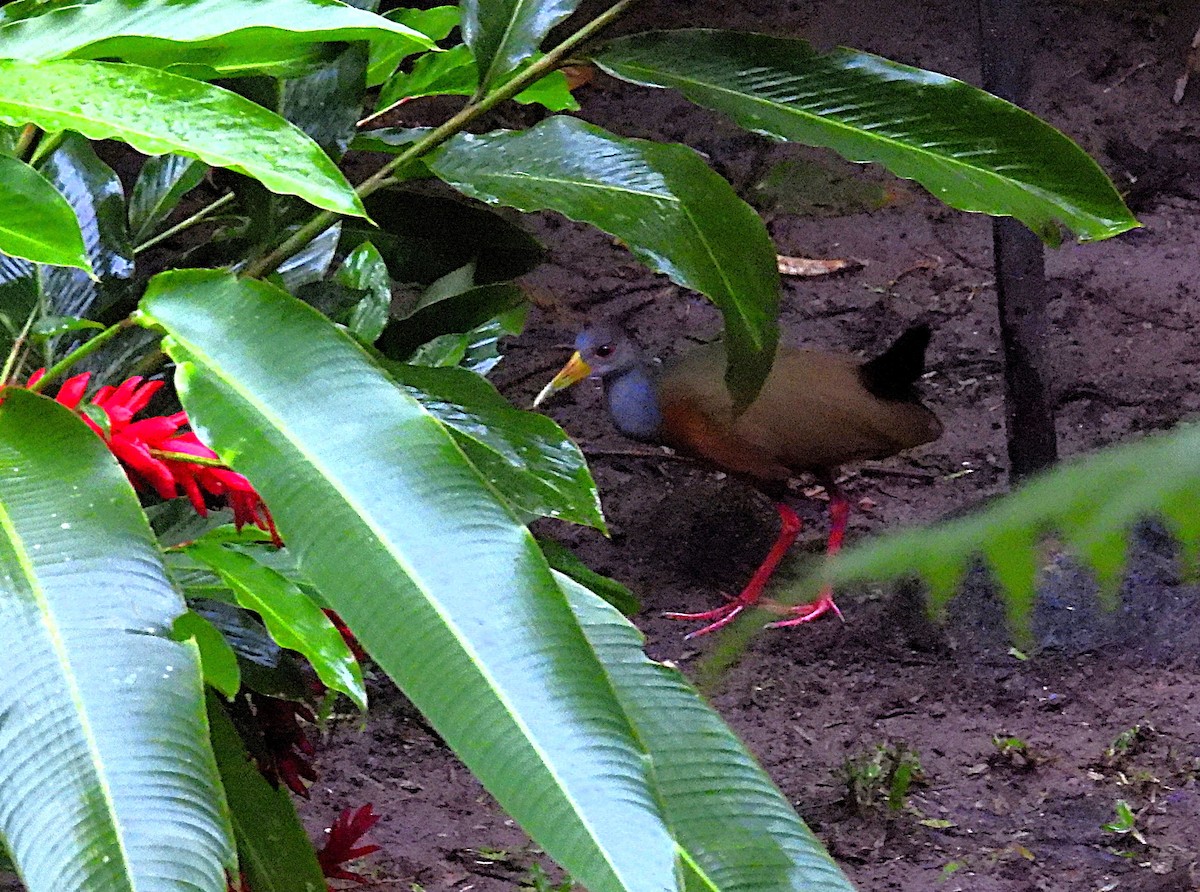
767;484;848;628
664;502;802;639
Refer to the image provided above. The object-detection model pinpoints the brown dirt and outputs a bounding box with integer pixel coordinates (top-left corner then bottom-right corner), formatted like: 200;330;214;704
300;2;1200;890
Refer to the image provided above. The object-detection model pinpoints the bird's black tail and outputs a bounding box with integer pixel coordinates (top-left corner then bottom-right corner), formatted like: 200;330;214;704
858;324;933;401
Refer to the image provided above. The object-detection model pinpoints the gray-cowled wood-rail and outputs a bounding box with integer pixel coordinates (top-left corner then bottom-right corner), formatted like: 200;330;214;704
534;324;942;637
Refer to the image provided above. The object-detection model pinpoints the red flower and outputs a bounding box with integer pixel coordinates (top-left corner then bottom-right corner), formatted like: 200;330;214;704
22;370;280;545
251;694;318;797
318;804;382;884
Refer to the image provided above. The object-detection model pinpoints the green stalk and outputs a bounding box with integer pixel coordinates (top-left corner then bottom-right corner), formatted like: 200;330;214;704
135;193;235;254
0;301;40;387
244;0;641;279
26;318;134;393
150;449;227;467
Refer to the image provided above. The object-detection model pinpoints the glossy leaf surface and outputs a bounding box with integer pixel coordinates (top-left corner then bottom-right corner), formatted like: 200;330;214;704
185;537;366;709
0;390;234;892
378;44;578;110
0;0;431;79
461;0;582;93
0;59;365;217
36;134;133;326
129;154;208;245
596;30;1138;244
0;153;89;270
428;115;780;404
389;362;606;530
138;269;685;892
175;609;242;699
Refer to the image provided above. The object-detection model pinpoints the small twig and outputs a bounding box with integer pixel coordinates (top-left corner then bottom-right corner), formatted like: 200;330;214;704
13;124;37;160
582;446;702;467
135;193;235;254
0;300;40;386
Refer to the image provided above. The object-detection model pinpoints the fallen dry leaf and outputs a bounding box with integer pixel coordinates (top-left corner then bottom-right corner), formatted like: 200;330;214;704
776;255;864;277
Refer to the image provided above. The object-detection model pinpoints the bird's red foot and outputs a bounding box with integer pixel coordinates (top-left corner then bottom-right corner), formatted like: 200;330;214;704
765;589;844;628
664;599;749;639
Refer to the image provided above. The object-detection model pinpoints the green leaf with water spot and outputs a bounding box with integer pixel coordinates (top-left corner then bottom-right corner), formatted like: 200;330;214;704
0;59;365;218
0;153;89;271
595;30;1138;244
428;115;780;406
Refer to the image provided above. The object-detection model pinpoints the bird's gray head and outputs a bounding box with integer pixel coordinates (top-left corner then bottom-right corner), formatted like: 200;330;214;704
572;324;644;379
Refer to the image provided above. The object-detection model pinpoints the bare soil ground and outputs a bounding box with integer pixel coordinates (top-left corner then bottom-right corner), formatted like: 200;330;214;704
298;2;1200;889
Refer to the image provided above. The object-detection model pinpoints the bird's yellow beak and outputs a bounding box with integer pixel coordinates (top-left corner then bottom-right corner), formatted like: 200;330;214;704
532;351;592;407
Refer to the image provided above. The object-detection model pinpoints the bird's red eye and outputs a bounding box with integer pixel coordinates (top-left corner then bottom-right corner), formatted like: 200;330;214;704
595;344;614;358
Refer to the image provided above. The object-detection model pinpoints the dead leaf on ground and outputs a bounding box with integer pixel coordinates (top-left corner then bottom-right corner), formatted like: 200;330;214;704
777;255;864;277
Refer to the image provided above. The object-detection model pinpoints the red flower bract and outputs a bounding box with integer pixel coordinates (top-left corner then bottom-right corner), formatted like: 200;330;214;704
19;369;280;545
318;804;382;884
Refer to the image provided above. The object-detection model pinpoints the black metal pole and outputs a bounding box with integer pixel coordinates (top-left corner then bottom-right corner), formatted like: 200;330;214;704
978;0;1059;479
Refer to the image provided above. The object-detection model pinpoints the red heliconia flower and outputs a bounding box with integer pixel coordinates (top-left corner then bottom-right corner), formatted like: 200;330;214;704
251;693;318;797
318;804;382;884
22;369;280;545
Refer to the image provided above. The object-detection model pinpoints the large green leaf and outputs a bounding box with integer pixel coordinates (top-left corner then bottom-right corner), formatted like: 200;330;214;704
461;0;582;94
368;6;461;85
208;695;326;892
137;270;684;892
772;423;1200;643
0;154;89;271
428;115;780;406
0;59;365;217
561;573;853;892
387;362;606;531
595;30;1138;245
36;134;134;329
0;0;432;79
184;537;366;709
0;389;234;892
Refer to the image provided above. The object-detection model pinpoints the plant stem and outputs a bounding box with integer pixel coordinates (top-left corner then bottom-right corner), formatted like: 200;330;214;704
0;301;41;387
135;193;235;254
150;448;227;467
27;318;134;393
244;0;642;279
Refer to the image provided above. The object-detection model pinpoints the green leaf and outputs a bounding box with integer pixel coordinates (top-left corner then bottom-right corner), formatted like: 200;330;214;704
0;153;89;270
595;30;1139;244
35;134;134;328
0;0;432;80
369;6;461;85
207;695;327;892
277;42;369;160
0;389;234;892
378;44;578;110
560;573;855;892
540;539;638;615
335;241;391;344
786;422;1200;640
387;362;606;531
377;281;524;360
138;269;688;892
461;0;582;94
174;609;243;698
129;153;208;245
184;538;366;710
428;115;780;406
30;314;106;341
0;59;366;217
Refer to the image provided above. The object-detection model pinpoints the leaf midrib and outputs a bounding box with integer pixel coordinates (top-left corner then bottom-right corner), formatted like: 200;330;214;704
0;498;136;890
163;323;637;890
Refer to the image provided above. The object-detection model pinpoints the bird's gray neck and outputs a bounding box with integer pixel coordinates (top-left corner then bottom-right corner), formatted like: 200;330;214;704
604;364;662;442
